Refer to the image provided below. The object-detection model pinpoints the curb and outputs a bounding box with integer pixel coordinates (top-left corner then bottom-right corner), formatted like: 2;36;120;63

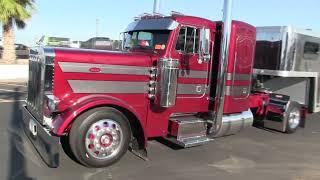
0;64;28;81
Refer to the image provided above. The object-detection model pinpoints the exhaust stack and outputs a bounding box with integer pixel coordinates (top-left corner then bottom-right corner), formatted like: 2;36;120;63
212;0;234;136
153;0;161;14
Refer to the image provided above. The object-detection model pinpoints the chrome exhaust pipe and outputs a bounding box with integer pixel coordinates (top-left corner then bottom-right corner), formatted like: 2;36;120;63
153;0;161;14
212;0;234;136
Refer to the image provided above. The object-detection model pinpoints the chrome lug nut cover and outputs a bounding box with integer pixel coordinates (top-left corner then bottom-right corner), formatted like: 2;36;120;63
85;119;123;160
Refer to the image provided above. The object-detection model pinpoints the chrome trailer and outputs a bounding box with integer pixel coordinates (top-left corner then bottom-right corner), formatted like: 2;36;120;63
253;26;320;113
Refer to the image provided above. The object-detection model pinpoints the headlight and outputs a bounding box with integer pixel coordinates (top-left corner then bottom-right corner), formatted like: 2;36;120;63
45;94;60;113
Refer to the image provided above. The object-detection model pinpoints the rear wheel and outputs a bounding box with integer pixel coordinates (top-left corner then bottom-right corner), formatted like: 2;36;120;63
69;107;130;168
285;102;301;134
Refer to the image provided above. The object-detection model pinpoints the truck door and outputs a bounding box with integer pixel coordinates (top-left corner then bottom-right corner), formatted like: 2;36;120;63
172;26;212;111
146;26;214;137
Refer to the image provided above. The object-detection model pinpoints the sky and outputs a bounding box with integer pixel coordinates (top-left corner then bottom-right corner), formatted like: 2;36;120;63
1;0;320;46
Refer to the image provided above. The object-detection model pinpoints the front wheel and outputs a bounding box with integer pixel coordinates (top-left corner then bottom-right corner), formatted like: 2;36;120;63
69;107;131;168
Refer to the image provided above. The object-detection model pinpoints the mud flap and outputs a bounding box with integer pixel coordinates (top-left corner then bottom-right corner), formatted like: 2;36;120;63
21;105;60;168
129;137;149;161
299;106;308;128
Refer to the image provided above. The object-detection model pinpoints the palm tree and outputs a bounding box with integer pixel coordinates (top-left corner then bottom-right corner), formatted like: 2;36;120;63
0;0;35;64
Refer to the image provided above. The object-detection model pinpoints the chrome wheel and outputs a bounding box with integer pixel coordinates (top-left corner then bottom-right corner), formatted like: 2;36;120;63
85;119;124;160
288;108;300;130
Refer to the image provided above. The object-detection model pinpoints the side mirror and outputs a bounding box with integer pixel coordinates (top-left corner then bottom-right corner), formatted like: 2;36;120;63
36;35;45;46
198;28;211;64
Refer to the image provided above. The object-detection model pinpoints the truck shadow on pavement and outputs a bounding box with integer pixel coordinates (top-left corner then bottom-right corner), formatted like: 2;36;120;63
6;87;35;180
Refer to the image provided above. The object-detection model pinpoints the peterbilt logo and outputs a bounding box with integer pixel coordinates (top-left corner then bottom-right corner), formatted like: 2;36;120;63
89;67;101;73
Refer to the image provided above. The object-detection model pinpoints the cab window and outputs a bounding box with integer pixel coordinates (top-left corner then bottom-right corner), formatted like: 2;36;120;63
124;30;170;50
175;27;199;54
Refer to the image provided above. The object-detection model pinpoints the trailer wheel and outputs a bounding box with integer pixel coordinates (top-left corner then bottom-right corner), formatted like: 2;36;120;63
285;102;301;134
69;107;130;168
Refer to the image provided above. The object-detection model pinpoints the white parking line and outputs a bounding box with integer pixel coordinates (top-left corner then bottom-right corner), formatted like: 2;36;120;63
0;88;26;93
0;82;27;87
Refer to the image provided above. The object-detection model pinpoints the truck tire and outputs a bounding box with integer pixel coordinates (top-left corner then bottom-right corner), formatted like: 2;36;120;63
285;102;301;134
69;107;131;168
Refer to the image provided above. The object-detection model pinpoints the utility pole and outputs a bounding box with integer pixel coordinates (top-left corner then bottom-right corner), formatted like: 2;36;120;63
96;18;99;37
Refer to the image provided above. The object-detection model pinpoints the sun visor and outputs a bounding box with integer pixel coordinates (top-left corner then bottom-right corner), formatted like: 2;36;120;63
125;18;179;32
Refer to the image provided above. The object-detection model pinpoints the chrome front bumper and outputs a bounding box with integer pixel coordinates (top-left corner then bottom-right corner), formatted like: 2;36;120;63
21;104;59;168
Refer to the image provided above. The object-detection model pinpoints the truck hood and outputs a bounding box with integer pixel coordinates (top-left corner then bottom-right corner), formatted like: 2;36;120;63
51;47;154;112
53;47;153;67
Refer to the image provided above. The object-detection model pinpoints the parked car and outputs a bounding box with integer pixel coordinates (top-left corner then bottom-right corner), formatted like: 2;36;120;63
80;37;112;50
0;44;29;59
15;44;29;59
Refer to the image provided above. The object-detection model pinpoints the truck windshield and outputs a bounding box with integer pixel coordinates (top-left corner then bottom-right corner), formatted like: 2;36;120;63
124;30;170;50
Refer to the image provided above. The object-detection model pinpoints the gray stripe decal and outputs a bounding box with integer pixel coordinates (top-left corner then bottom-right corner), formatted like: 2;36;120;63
225;86;250;97
69;80;249;96
68;80;147;94
226;73;251;81
177;84;207;95
179;69;208;79
60;62;210;79
59;62;149;76
68;80;207;95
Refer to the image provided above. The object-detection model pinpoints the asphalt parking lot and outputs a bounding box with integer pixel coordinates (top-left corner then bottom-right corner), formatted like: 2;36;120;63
1;81;320;180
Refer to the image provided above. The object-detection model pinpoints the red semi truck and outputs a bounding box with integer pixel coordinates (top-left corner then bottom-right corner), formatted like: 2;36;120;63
21;4;306;168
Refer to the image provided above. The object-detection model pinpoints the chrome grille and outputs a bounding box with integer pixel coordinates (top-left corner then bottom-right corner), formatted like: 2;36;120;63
26;47;55;124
